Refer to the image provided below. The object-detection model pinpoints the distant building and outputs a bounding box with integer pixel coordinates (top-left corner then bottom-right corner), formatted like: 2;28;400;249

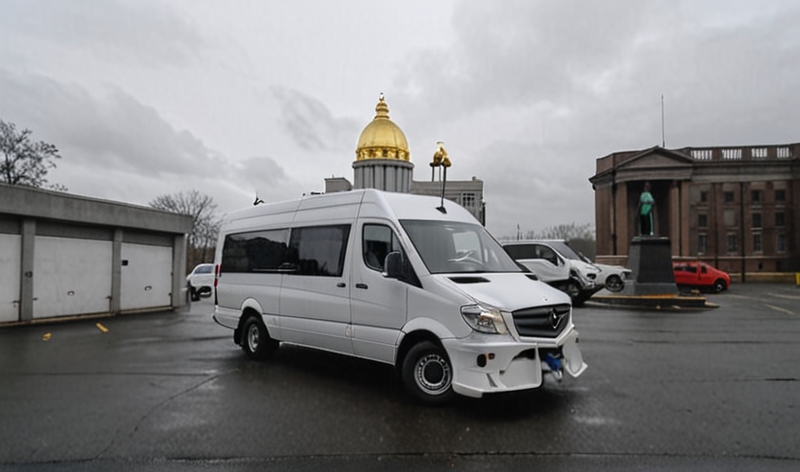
589;144;799;275
325;95;485;224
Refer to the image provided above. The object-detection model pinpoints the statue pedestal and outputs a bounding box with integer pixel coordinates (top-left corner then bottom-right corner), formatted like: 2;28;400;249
621;236;678;296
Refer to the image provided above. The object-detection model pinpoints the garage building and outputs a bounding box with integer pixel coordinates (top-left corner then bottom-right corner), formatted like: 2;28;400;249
1;183;193;325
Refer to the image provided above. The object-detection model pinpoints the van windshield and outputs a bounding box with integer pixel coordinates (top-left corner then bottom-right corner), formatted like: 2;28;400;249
400;220;523;274
546;241;581;261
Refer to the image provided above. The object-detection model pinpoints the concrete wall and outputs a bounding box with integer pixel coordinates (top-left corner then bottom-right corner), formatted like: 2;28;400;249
0;184;193;325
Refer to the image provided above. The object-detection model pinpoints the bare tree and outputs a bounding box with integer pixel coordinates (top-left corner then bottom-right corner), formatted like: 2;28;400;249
0;119;64;189
149;190;221;269
527;222;594;241
525;222;597;260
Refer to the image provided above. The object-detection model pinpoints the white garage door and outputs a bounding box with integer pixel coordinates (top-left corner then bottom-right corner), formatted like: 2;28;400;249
0;234;22;323
120;243;173;311
33;236;113;319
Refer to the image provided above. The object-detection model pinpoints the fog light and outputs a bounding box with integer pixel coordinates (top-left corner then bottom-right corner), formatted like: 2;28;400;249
477;354;487;368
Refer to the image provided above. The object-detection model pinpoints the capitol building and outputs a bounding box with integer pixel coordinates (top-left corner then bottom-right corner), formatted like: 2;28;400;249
324;95;485;225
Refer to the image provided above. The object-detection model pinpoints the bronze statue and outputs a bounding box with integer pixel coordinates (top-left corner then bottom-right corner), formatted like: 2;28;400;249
637;181;655;236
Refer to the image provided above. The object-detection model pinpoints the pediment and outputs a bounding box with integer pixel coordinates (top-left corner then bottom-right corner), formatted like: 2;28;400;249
617;148;694;171
591;146;696;185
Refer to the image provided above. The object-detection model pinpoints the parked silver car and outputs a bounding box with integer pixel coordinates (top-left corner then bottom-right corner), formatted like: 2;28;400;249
187;263;215;301
590;261;632;293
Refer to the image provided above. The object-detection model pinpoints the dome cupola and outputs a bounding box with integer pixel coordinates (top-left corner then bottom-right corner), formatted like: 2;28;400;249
355;94;410;162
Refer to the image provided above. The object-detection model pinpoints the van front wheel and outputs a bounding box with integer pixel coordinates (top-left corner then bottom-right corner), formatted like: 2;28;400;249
402;341;455;405
242;315;278;360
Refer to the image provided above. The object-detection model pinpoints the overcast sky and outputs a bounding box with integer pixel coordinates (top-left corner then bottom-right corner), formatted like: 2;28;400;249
2;0;799;237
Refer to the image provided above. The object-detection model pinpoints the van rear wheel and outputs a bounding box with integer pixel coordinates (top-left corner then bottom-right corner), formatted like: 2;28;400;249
242;315;278;360
402;341;455;405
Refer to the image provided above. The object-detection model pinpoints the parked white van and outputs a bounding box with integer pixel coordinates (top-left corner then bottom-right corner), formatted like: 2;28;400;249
502;240;602;306
213;189;586;404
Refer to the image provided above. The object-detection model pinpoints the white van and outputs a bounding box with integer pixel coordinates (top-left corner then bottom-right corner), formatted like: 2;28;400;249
213;189;586;404
502;240;602;306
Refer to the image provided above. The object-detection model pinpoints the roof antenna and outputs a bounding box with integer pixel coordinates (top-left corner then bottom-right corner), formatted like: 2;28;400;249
253;194;264;206
430;142;451;213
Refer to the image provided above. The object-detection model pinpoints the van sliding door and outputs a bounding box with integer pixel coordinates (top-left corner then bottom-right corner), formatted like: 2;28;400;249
279;225;354;355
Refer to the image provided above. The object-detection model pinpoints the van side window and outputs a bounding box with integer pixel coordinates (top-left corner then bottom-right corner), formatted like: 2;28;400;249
288;225;351;277
221;229;289;273
363;224;401;271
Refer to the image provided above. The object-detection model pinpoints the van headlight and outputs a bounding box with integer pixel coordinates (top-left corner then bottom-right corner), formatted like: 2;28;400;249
461;304;508;335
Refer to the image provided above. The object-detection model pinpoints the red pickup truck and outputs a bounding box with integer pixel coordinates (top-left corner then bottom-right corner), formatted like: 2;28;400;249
672;261;731;293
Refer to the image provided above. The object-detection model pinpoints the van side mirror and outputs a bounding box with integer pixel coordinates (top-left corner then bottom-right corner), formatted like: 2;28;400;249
383;251;403;279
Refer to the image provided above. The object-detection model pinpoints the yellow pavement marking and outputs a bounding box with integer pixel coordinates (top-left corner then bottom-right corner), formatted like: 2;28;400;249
96;323;109;333
42;333;51;341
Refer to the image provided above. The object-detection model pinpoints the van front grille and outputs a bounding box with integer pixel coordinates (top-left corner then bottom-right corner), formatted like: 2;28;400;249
512;304;570;338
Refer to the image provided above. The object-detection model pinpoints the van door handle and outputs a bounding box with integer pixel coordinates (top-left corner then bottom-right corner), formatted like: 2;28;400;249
337;282;346;288
355;283;368;290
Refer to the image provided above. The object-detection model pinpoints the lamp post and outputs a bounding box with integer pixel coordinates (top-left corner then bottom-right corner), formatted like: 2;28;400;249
430;142;451;213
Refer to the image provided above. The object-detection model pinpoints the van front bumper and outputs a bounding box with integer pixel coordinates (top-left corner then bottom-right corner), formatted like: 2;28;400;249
442;329;587;398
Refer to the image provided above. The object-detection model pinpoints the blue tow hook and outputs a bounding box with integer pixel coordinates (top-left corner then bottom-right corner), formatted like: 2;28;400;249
545;354;563;381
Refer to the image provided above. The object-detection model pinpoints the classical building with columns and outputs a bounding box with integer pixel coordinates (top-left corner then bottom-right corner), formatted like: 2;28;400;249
589;144;799;275
325;95;485;224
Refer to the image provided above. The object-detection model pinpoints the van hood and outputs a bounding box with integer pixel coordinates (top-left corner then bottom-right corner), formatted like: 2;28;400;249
435;272;570;311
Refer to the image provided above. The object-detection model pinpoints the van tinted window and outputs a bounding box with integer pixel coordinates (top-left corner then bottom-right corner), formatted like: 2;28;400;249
288;225;351;277
221;229;289;273
363;224;401;271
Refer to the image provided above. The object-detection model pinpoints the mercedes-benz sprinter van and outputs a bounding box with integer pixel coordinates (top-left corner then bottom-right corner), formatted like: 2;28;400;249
213;189;586;404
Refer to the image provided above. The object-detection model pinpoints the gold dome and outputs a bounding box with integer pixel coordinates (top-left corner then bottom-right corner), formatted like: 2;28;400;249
355;94;410;162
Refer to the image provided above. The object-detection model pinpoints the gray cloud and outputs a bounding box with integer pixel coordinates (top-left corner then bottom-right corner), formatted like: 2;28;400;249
0;70;226;179
3;0;799;237
390;0;800;235
0;0;203;67
271;87;361;154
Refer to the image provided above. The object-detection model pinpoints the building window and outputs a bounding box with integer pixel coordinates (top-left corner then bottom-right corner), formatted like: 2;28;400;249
692;149;712;160
777;234;786;253
775;212;785;227
751;190;762;204
775;189;786;202
698;214;708;228
753;233;762;253
698;234;707;255
460;192;476;208
752;213;762;228
752;148;768;159
724;191;735;203
727;233;737;253
724;209;736;227
722;149;742;160
700;191;708;203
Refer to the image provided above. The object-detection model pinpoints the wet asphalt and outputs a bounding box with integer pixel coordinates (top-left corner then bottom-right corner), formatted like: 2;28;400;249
1;283;799;471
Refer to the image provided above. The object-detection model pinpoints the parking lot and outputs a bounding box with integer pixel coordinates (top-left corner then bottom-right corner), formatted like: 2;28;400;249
1;283;799;471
